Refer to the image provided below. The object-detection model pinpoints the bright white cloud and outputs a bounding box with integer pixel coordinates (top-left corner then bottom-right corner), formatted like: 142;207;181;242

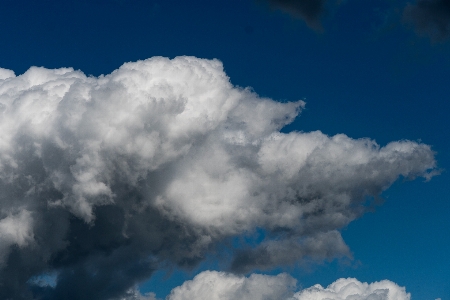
167;271;296;300
162;271;410;300
0;68;15;80
0;56;437;299
292;277;410;300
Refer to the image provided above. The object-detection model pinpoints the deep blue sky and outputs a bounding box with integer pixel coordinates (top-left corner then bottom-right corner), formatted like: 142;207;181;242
1;0;449;298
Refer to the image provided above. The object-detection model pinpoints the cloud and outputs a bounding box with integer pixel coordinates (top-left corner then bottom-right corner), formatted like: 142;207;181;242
167;271;296;300
0;56;436;299
0;209;34;264
258;0;329;29
0;68;15;80
162;271;410;300
293;277;411;300
403;0;450;41
230;230;350;273
119;288;158;300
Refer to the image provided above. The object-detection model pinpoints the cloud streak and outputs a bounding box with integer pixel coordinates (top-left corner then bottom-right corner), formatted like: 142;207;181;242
0;57;436;299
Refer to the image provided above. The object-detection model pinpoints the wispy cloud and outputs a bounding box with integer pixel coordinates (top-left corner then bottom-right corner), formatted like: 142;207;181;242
403;0;450;41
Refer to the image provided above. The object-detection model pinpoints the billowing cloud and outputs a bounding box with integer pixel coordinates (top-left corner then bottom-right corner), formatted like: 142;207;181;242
167;271;296;300
0;57;436;299
162;271;410;300
403;0;450;41
258;0;329;29
293;277;410;300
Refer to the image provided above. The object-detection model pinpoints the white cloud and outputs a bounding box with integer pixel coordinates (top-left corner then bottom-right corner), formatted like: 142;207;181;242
0;56;437;299
293;277;410;300
0;209;34;265
163;271;410;300
0;68;15;81
167;271;296;300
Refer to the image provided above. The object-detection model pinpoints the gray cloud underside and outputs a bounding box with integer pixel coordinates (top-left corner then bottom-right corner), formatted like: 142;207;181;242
403;0;450;41
0;57;436;299
230;230;350;273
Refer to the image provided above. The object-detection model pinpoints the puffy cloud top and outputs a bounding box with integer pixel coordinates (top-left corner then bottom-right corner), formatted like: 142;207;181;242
162;271;410;300
293;277;410;300
0;56;436;299
167;271;296;300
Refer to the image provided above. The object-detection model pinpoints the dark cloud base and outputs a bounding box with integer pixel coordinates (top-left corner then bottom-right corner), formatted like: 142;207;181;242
1;201;204;300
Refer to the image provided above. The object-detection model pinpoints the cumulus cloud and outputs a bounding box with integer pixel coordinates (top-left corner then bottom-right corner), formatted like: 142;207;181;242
403;0;450;41
167;271;296;300
0;56;436;299
162;271;410;300
292;277;410;300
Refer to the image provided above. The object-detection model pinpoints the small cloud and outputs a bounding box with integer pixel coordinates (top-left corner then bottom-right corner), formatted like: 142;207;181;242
167;271;296;300
293;277;411;300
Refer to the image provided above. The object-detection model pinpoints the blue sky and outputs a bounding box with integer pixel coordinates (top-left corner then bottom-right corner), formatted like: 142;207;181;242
0;0;449;299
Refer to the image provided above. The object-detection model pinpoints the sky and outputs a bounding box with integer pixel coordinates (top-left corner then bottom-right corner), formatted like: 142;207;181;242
0;0;449;299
